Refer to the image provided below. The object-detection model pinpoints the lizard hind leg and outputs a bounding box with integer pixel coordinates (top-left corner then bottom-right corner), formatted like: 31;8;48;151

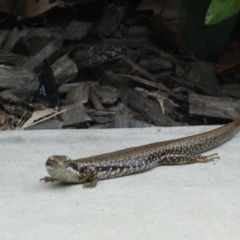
159;153;220;165
196;153;220;163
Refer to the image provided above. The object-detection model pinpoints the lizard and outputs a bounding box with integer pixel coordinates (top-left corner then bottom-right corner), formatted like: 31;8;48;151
41;119;240;188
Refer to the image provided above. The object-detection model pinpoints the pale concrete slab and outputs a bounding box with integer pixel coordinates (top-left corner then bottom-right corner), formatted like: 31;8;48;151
0;125;240;240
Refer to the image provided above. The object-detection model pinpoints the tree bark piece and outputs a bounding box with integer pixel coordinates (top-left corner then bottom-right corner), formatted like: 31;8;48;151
27;120;63;130
89;88;104;110
189;93;240;120
61;103;91;126
22;40;61;72
0;50;28;66
91;84;120;105
5;81;39;98
124;90;174;126
66;83;90;105
87;110;115;124
0;81;39;103
58;82;96;94
3;104;32;118
0;66;35;89
51;54;78;85
113;102;145;122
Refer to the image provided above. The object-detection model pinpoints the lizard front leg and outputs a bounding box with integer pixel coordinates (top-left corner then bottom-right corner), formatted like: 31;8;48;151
40;176;58;183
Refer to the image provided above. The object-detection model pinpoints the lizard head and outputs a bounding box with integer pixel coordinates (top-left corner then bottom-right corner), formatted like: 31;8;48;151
45;155;81;183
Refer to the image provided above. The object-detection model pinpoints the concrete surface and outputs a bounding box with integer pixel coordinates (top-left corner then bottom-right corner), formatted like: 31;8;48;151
0;125;240;240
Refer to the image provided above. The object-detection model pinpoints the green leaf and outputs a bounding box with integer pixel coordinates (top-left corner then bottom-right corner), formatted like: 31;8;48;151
205;0;240;25
180;0;238;58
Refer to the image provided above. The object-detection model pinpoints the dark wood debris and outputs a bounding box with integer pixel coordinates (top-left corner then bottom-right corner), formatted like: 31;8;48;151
189;93;240;120
0;5;239;131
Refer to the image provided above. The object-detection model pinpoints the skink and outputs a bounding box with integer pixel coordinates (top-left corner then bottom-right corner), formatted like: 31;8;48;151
41;119;240;188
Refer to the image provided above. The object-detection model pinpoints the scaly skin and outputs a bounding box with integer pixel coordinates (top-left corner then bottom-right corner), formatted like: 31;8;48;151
41;119;240;188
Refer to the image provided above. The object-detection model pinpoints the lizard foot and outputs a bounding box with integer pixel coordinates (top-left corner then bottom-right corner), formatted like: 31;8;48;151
40;176;58;183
